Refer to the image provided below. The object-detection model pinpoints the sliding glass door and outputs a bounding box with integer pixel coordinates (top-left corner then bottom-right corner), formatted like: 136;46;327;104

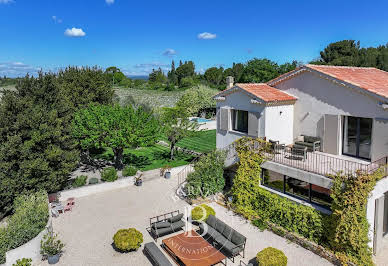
343;116;372;160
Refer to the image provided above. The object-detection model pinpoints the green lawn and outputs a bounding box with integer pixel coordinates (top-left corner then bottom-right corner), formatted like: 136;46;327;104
91;144;195;171
161;130;216;153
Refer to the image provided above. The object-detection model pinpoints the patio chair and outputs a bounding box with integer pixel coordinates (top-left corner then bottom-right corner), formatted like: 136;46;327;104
67;197;75;205
64;204;73;212
289;145;307;161
269;139;285;153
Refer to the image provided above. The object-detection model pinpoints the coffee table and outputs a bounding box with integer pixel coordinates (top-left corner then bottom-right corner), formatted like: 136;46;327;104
162;230;227;266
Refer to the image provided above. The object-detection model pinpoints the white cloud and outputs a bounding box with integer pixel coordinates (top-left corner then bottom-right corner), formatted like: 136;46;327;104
0;0;14;4
105;0;114;5
0;62;40;77
162;49;176;57
197;32;216;40
64;28;86;37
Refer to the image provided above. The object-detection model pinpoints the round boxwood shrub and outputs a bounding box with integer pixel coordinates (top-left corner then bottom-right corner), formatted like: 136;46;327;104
256;247;287;266
101;167;118;182
113;228;143;252
12;258;32;266
88;177;99;185
122;165;138;177
191;204;215;221
72;175;87;188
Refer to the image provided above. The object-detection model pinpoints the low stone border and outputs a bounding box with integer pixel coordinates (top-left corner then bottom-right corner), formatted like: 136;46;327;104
2;216;51;266
59;165;189;201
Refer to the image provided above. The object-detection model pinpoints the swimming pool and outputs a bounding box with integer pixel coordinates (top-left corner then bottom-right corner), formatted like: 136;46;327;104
191;117;212;123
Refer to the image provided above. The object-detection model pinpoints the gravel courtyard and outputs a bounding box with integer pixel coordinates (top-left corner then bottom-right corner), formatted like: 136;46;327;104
36;172;333;266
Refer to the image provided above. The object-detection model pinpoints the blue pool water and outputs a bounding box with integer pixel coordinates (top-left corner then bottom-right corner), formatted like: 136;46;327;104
191;118;211;123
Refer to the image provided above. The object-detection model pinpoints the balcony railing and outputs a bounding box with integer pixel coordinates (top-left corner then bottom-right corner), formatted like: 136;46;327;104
220;140;387;178
269;146;387;178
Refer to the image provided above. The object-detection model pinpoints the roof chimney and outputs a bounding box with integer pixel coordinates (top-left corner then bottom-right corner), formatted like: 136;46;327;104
226;76;234;89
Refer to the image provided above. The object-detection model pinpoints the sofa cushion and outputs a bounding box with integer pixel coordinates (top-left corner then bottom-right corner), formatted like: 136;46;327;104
152;221;171;229
152;226;172;236
171;220;185;231
206;214;217;228
219;240;238;254
222;224;233;240
214;234;228;246
304;135;319;143
295;141;313;147
296;135;304;142
168;213;184;223
231;230;246;246
215;219;226;234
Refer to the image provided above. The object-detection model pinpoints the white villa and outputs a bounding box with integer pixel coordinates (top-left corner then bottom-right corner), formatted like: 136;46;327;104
214;64;388;254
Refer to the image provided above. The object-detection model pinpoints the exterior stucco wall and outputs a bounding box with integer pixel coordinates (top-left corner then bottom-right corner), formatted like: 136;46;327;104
216;91;265;149
264;104;294;145
274;71;388;161
366;176;388;250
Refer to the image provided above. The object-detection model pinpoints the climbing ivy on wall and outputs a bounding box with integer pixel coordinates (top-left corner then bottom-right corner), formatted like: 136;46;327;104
329;169;386;266
231;136;387;266
231;137;327;242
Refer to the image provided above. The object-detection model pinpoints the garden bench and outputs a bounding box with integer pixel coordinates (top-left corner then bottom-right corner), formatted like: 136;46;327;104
143;242;172;266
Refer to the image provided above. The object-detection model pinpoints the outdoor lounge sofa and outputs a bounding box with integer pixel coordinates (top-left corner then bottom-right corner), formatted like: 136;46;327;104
199;214;246;262
143;242;172;266
294;135;321;152
149;210;185;241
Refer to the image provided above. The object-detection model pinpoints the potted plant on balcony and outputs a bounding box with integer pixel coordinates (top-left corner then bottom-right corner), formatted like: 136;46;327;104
40;231;65;264
161;165;172;179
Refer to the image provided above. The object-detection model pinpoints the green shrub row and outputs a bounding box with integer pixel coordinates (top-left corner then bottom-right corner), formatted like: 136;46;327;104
251;187;327;243
0;191;49;263
122;165;138;177
72;175;88;188
101;167;118;182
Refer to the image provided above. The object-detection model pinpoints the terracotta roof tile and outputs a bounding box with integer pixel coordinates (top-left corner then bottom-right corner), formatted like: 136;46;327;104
235;83;297;102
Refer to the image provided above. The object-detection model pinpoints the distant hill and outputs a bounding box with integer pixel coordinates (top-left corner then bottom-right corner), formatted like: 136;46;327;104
128;75;148;80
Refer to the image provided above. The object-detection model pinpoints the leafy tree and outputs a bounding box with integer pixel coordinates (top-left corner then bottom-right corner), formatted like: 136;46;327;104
72;104;159;170
176;61;195;86
161;107;199;159
318;40;360;66
167;60;178;86
176;85;217;116
241;58;280;83
148;68;167;84
0;67;113;218
186;150;226;199
204;67;224;87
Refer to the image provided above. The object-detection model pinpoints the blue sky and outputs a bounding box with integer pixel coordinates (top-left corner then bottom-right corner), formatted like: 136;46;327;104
1;0;388;77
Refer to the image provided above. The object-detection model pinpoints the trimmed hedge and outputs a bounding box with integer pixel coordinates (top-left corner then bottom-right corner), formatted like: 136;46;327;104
101;167;118;182
191;204;215;221
72;175;87;188
122;165;138;177
0;191;49;263
257;247;287;266
113;228;143;252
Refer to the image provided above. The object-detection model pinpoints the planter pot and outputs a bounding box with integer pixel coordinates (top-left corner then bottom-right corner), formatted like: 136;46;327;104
164;171;171;179
48;254;60;264
135;179;143;186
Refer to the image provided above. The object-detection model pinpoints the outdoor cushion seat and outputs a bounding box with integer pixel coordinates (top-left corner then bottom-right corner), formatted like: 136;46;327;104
295;141;314;147
214;233;229;245
201;215;246;261
168;213;184;223
171;220;185;231
152;221;171;229
149;211;185;240
144;242;172;266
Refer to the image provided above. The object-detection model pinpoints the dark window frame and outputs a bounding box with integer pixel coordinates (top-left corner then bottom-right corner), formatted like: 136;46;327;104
231;109;248;133
261;171;332;211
